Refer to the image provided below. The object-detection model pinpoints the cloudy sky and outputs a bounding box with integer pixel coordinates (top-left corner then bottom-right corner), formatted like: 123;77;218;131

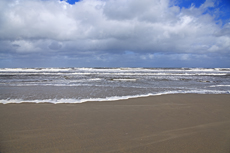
0;0;230;68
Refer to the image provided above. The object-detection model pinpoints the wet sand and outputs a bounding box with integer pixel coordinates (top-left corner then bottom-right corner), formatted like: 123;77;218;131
0;94;230;153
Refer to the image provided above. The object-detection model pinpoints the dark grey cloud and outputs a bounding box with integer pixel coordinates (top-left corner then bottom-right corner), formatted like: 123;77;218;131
0;0;229;67
49;42;62;50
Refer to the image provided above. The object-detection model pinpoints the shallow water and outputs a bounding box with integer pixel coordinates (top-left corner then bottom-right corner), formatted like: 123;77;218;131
0;67;229;104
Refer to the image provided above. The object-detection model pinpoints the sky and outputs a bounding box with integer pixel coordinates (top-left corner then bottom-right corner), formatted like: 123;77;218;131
0;0;230;68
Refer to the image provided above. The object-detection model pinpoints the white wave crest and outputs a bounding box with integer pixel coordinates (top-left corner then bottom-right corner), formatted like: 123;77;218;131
209;85;230;87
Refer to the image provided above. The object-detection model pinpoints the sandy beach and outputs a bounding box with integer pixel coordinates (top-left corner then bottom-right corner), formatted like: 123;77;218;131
0;94;230;153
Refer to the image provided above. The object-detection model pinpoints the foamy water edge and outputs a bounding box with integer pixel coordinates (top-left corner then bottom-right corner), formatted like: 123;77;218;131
1;90;229;104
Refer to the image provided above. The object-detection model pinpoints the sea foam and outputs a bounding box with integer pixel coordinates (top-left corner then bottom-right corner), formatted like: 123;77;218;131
1;90;229;104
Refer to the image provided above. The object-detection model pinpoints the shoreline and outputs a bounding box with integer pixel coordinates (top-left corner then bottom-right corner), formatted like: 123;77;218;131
1;92;230;104
1;94;230;153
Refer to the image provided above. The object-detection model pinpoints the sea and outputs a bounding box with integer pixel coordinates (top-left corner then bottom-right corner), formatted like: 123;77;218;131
0;67;230;104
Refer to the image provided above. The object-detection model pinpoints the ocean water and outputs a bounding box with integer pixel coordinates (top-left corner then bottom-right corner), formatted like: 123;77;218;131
0;67;230;104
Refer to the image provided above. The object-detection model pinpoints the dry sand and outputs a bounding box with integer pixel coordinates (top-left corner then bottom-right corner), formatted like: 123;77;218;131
0;94;230;153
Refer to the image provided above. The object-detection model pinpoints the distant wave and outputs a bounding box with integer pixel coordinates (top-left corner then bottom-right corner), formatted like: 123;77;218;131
0;67;230;72
209;85;230;87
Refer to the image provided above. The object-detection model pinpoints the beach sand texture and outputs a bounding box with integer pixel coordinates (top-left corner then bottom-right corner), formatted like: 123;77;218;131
0;94;230;153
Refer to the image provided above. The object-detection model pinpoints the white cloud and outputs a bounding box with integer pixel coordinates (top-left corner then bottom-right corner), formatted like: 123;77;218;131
0;0;229;67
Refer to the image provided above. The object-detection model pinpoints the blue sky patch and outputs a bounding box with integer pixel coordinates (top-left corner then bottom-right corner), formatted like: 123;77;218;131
60;0;80;5
176;0;206;8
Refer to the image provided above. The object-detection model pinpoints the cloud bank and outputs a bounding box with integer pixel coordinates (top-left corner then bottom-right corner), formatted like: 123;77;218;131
0;0;229;67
